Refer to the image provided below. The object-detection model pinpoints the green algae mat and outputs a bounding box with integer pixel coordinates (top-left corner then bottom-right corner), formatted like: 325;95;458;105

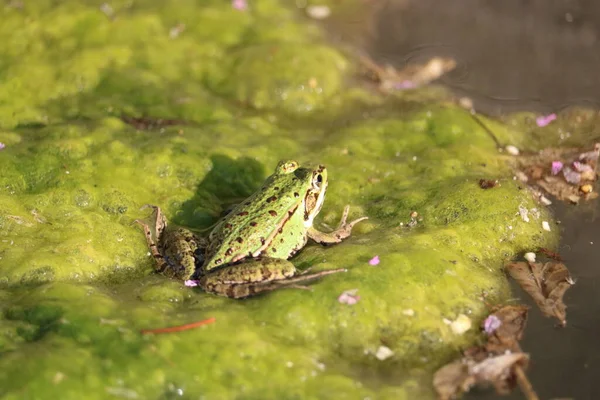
0;1;555;399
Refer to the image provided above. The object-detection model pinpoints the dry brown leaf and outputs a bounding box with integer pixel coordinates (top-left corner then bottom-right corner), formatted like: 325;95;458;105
506;261;574;326
433;306;538;400
433;352;530;400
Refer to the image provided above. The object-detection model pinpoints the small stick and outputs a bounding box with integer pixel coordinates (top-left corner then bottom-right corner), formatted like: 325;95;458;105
514;365;540;400
140;317;216;335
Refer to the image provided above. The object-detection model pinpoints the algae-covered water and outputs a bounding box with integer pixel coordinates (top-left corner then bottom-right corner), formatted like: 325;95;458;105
0;1;556;399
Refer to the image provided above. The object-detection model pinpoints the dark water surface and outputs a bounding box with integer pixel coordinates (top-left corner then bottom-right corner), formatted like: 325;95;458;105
326;0;600;115
321;1;600;398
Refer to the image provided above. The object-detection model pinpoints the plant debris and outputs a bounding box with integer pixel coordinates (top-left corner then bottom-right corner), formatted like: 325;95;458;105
338;289;360;305
140;317;216;334
505;261;574;326
517;143;600;204
359;54;457;93
538;247;563;261
368;255;380;266
121;115;187;130
479;179;499;189
535;113;557;127
434;305;537;400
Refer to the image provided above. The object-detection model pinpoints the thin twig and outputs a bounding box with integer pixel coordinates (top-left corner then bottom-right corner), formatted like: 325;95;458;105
140;317;216;334
514;365;539;400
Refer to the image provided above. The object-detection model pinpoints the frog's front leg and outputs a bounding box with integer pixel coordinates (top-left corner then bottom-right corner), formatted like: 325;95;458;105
199;258;346;299
135;205;170;274
308;205;368;244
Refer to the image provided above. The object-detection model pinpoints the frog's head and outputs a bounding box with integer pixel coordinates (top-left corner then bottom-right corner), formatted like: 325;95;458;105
274;160;328;228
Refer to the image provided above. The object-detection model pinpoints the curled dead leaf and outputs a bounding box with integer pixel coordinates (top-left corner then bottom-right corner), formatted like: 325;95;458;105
434;352;530;400
506;261;573;326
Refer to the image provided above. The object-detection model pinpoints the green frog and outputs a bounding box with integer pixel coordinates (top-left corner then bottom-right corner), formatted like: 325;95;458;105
136;160;368;298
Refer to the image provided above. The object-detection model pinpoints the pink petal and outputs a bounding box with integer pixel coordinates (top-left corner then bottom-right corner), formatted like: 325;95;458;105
483;315;502;335
368;255;380;266
572;161;593;173
184;280;199;287
551;161;563;175
394;80;417;90
535;113;557;127
562;166;581;184
338;290;360;305
232;0;247;11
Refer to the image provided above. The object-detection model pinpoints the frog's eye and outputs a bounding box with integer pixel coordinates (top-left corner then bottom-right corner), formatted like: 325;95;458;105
312;173;324;190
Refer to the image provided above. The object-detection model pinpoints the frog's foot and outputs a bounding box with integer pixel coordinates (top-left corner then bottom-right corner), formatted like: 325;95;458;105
308;205;368;244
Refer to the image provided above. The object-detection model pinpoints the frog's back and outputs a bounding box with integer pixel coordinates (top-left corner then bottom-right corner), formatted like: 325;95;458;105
203;171;308;271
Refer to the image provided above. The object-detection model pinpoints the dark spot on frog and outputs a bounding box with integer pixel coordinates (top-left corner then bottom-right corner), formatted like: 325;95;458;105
215;258;222;265
237;211;249;216
280;238;284;243
268;210;277;216
266;195;277;203
273;186;280;191
278;228;283;233
236;237;243;243
225;248;233;256
249;221;257;227
225;223;232;229
293;192;300;198
261;266;272;279
260;237;266;245
271;247;277;252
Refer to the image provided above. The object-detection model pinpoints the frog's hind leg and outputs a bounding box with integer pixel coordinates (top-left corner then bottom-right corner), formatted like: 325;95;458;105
199;260;346;299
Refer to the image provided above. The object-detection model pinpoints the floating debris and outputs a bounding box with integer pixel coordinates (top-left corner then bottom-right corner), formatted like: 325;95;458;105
506;261;574;326
402;309;415;316
542;221;551;231
140;317;216;334
551;161;563;175
505;145;520;156
483;315;502;335
375;345;394;361
434;305;535;400
232;0;247;11
368;255;380;266
169;23;186;39
450;314;472;335
479;179;499;189
523;252;536;263
0;142;5;150
359;54;456;93
184;280;199;287
517;143;599;204
539;195;552;205
306;5;331;20
518;205;530;223
535;113;557;127
338;289;360;305
100;3;114;18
